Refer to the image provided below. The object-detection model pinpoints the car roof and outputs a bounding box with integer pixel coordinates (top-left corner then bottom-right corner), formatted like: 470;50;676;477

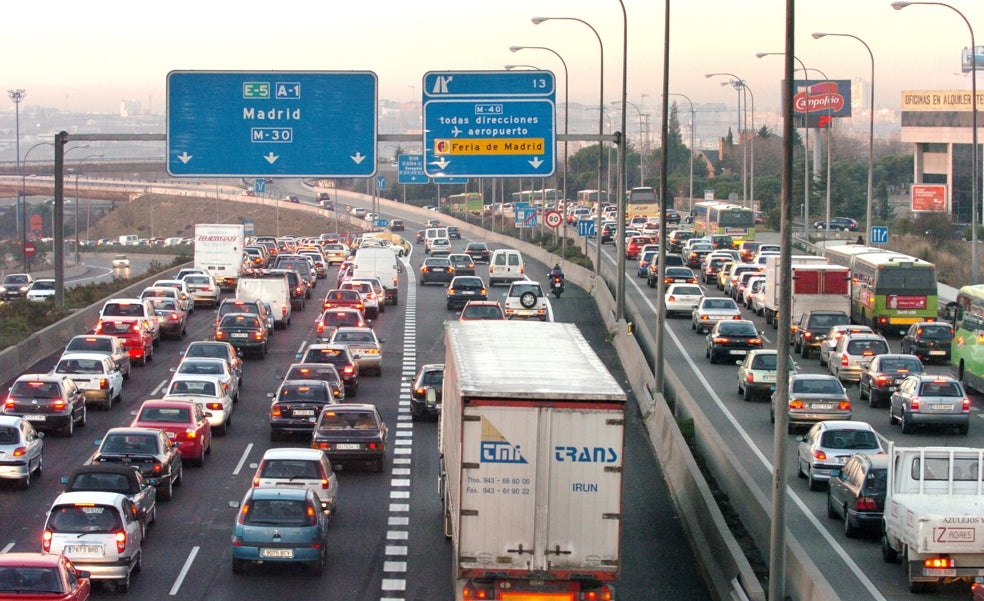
0;415;26;427
319;402;378;413
0;553;65;568
58;351;111;361
69;463;142;477
261;447;327;461
248;486;312;502
52;490;127;507
814;420;876;431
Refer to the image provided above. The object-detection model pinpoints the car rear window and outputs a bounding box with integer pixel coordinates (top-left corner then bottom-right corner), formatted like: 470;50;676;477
48;505;121;532
99;321;136;335
100;433;158;454
169;380;217;396
918;381;963;397
820;430;879;450
847;340;888;355
717;323;757;336
880;358;923;373
138;406;191;423
811;314;849;328
792;379;843;395
103;303;144;317
10;381;60;398
671;286;701;296
751;354;778;370
67;338;111;353
244;499;311;526
317;411;378;431
0;426;19;444
918;325;952;341
260;459;321;479
286;366;340;383
703;299;737;310
279;386;330;403
220;314;261;329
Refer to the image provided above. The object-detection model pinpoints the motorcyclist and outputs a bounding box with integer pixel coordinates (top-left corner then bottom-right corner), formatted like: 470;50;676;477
549;263;565;283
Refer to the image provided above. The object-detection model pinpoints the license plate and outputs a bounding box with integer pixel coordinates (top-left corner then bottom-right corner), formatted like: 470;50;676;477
260;548;294;559
812;403;834;410
293;410;315;416
231;333;248;338
24;414;45;421
893;379;903;385
463;290;475;295
165;431;176;439
935;404;954;410
336;443;361;450
761;374;776;382
730;350;747;355
65;545;103;555
929;350;946;356
924;568;956;577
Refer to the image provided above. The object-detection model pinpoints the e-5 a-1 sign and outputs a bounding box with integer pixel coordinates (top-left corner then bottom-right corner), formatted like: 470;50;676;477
167;70;377;177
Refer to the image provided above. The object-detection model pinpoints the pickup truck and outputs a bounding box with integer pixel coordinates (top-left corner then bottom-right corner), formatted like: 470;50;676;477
882;445;984;593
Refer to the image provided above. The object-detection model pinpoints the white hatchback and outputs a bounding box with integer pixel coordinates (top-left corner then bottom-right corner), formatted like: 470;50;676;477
251;447;339;516
163;374;234;436
664;284;703;318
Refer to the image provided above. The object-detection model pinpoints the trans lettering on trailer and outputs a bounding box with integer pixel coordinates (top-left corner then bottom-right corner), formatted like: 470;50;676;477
478;417;528;464
554;446;619;463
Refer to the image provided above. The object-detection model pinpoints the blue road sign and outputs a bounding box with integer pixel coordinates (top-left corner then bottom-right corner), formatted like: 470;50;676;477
870;225;889;244
376;175;386;191
167;71;377;177
374;218;389;228
578;219;597;237
398;154;428;184
242;219;254;236
518;208;538;228
422;70;556;178
433;176;469;184
254;179;266;194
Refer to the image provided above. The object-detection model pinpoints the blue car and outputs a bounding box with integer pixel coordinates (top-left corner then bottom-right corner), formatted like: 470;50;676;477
231;487;330;575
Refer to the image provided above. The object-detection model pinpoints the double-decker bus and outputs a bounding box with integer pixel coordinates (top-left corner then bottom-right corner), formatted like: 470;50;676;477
824;244;938;333
692;201;756;242
950;284;984;392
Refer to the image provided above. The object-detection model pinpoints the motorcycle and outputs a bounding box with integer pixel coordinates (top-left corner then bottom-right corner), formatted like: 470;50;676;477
550;274;565;298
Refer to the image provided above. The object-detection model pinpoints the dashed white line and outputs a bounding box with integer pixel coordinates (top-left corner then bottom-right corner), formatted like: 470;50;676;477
232;443;253;475
168;545;199;596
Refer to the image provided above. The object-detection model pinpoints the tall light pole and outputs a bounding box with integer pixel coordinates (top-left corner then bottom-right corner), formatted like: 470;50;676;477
533;15;605;274
8;89;26;270
892;1;977;284
509;46;570;258
670;93;696;213
813;32;876;247
610;99;648;186
74;153;103;265
616;0;629;322
796;67;832;242
705;73;750;205
758;52;811;231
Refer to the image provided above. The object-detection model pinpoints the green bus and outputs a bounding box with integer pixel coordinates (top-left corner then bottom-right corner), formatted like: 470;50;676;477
824;245;938;334
949;285;984;392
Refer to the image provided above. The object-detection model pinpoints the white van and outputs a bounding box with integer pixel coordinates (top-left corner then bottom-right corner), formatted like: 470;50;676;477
488;249;526;286
237;273;292;329
352;247;400;305
424;227;449;253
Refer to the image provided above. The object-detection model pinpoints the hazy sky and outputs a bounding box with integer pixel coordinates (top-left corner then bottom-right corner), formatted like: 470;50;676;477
3;0;982;116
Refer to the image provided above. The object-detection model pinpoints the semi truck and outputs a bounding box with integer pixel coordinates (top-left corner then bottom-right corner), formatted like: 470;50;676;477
761;254;849;328
882;445;984;593
439;321;626;601
193;224;245;291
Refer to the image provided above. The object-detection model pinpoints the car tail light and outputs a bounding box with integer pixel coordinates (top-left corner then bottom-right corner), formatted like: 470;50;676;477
12;446;27;457
99;378;109;390
789;399;805;410
838;400;851;411
713;337;730;344
911;398;920;410
4;399;14;410
237;502;250;525
207;402;222;411
115;530;127;553
813;449;828;461
856;496;878;511
804;332;813;340
963;398;971;412
281;306;287;317
317;323;324;334
152;461;163;474
421;266;430;273
876;376;892;386
732;315;741;320
215;330;226;340
253;331;264;341
750;338;762;345
53;399;66;410
184;429;198;440
307;504;319;527
841;355;850;367
271;404;282;418
343;364;355;375
42;530;52;552
169;313;180;321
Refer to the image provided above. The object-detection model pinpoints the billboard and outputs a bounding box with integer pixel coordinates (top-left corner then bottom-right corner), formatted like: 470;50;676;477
783;79;852;128
911;184;947;212
962;46;984;73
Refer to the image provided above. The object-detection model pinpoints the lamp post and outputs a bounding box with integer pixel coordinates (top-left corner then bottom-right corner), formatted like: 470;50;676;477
670;93;696;213
757;52;811;232
73;153;103;265
813;32;876;248
616;0;629;322
892;1;977;284
533;15;605;275
796;67;832;242
8;89;26;270
610;99;648;186
705;73;751;206
509;46;570;258
21;141;54;272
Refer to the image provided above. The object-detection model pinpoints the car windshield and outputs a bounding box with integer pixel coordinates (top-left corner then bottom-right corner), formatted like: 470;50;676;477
792;379;843;395
244;499;311;526
918;381;963;397
820;430;880;450
47;505;121;533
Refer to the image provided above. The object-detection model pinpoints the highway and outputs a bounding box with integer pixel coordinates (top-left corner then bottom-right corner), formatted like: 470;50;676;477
0;199;712;600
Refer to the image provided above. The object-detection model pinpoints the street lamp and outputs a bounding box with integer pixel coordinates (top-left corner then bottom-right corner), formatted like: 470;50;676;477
669;93;696;214
610;100;648;186
795;67;833;242
8;89;26;270
73;153;103;264
705;73;753;206
510;45;570;254
892;1;978;284
813;32;876;248
533;15;606;275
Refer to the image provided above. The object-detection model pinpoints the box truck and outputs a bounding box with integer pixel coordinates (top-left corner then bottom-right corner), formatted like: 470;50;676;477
761;255;849;328
194;224;245;291
440;321;626;600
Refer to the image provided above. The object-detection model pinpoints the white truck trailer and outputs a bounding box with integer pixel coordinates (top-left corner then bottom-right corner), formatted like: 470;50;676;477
440;321;626;601
760;254;849;327
193;224;245;291
882;445;984;593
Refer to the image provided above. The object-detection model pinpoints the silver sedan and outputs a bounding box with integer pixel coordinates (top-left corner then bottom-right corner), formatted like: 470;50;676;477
691;297;742;334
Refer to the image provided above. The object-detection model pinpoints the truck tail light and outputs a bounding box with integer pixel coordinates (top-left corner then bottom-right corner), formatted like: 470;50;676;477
115;530;127;553
99;378;109;390
42;530;52;552
582;585;614;601
924;557;954;569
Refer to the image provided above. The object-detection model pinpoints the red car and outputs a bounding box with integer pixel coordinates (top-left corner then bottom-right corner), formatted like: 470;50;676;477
130;399;212;466
94;318;153;366
321;288;365;315
0;552;92;600
624;236;654;260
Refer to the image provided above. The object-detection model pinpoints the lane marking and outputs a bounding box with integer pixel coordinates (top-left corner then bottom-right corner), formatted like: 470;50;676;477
168;545;199;596
232;443;253;475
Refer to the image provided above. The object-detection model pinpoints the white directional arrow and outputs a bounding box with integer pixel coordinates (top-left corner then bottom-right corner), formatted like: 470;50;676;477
351;152;366;164
451;126;462;137
264;152;279;164
434;157;450;170
529;157;544;169
177;152;193;164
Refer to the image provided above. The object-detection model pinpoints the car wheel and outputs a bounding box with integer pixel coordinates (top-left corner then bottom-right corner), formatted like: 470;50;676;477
78;405;86;428
808;467;822;491
158;478;173;502
889;405;898;425
117;570;131;593
881;534;899;563
844;508;859;538
826;491;839;519
20;468;30;490
859;381;868;400
900;410;913;434
63;415;74;437
800;344;810;359
819;353;827;367
797;458;807;479
193;445;206;467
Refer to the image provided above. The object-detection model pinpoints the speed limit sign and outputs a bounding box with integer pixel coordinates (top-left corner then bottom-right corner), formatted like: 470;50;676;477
544;210;563;228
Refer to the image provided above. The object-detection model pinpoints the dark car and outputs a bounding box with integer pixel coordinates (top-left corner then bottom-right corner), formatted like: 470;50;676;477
311;404;388;472
447;225;461;240
420;257;455;285
268;380;338;441
216;298;273;335
705;319;763;364
667;230;696;253
273;257;316;294
664;208;681;226
448;253;477;276
663;266;697;285
214;313;268;359
2;374;87;437
464;242;491;263
268;268;309;308
646;254;687;288
900;321;953;364
709;234;736;250
62;464;157;536
150;298;188;340
389;219;405;231
298;344;360;396
794;310;851;359
0;273;34;300
858;353;924;408
182;340;243;382
826;453;889;537
685;243;715;269
91;427;183;501
446;276;488;310
283;363;346;401
410;363;444;420
813;217;860;232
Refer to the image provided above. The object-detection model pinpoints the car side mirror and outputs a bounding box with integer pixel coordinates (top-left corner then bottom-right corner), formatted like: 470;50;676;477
60;476;69;485
204;411;213;418
267;392;275;399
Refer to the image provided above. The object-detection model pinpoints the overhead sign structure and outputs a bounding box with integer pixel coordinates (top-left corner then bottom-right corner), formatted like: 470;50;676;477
423;70;556;178
398;154;428;184
167;70;377;177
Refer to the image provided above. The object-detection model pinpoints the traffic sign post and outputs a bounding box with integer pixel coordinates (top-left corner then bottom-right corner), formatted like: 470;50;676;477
376;175;387;191
544;210;563;228
870;225;889;244
422;70;556;178
373;218;389;228
254;179;266;194
578;220;597;237
167;71;378;177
